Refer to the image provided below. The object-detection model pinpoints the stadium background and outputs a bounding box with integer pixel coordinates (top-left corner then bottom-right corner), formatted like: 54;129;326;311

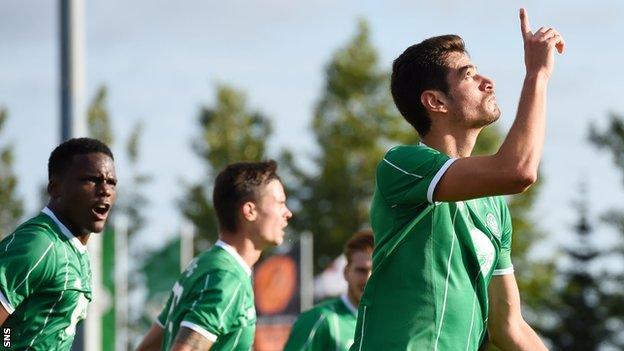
1;1;624;350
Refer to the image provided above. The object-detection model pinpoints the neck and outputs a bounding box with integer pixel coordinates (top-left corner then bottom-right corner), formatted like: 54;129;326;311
219;232;262;269
46;203;91;245
421;126;482;158
347;289;360;307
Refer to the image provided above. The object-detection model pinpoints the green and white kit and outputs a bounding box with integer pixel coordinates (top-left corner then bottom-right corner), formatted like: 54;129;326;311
284;294;358;351
0;208;92;351
157;241;256;350
351;145;514;351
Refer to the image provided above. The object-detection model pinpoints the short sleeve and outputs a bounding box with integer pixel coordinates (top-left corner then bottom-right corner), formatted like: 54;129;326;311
377;146;455;206
180;271;245;340
283;309;331;351
493;200;514;275
156;292;173;327
0;231;56;314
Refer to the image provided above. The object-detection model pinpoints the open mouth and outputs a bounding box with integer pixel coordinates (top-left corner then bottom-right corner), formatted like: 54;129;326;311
92;203;110;218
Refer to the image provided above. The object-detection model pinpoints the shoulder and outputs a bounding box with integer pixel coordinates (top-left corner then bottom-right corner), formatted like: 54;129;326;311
300;298;341;320
380;145;451;176
207;246;250;277
383;144;441;162
3;216;59;254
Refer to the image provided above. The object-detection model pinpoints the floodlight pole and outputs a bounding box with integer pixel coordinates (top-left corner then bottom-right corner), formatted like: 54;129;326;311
60;0;86;141
60;1;99;351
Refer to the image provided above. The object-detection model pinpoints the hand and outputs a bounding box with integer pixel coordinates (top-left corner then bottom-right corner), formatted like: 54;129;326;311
520;8;565;78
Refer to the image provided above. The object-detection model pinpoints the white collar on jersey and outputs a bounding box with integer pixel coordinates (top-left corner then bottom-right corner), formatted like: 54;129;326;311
41;207;88;254
340;293;358;315
215;240;252;276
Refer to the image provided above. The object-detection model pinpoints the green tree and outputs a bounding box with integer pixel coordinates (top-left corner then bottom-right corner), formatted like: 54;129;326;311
539;185;622;350
88;86;113;146
283;20;415;272
0;107;24;237
180;84;273;249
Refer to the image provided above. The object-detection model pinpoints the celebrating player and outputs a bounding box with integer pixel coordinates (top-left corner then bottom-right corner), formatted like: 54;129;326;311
0;138;117;350
284;230;373;351
350;9;564;351
137;160;292;351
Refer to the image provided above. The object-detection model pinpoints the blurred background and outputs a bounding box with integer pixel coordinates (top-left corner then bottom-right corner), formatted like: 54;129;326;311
1;0;624;350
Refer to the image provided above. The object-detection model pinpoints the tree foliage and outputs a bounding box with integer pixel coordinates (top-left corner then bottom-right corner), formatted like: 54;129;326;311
283;20;415;272
0;107;24;237
181;85;272;249
539;186;623;350
87;86;113;146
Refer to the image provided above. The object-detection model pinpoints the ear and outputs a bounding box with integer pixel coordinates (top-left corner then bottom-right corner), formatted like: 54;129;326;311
420;90;449;114
47;179;60;199
343;262;349;280
241;201;257;222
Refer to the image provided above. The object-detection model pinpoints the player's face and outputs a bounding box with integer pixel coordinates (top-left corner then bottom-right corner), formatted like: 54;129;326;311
444;52;501;129
49;153;117;236
344;250;372;306
251;179;292;249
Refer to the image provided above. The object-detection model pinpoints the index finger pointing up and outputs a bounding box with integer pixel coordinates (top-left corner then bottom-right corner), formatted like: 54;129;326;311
520;8;532;40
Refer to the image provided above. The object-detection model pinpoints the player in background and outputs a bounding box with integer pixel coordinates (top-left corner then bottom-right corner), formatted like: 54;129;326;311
0;138;117;350
136;160;292;351
350;9;564;351
284;230;373;351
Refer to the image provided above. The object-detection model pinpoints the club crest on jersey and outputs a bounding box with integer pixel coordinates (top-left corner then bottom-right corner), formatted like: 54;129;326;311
486;213;500;238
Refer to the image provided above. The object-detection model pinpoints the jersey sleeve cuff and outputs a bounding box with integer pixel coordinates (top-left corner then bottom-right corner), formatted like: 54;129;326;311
154;318;164;328
427;158;457;204
0;290;15;314
180;321;218;342
492;266;514;276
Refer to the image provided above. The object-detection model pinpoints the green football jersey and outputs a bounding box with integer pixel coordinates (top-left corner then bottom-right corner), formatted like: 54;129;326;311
157;240;256;350
0;208;92;351
284;294;357;351
351;145;514;351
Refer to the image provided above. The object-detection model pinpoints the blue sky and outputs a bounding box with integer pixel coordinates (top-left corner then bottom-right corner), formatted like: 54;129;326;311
2;0;624;254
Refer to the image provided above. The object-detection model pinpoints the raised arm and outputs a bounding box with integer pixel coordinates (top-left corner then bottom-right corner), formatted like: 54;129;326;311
434;8;565;202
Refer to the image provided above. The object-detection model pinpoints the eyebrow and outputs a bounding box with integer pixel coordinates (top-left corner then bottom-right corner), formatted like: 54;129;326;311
457;64;476;78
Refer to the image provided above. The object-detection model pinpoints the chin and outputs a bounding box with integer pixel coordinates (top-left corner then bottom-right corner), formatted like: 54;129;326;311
89;223;106;234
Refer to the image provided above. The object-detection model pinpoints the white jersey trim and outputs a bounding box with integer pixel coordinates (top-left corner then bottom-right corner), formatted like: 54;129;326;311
340;293;357;315
302;314;327;349
434;205;458;350
13;242;54;292
180;321;218;342
218;282;242;329
492;266;515;276
215;240;251;276
427;158;457;204
0;291;14;314
382;158;424;179
154;318;164;328
42;207;88;253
